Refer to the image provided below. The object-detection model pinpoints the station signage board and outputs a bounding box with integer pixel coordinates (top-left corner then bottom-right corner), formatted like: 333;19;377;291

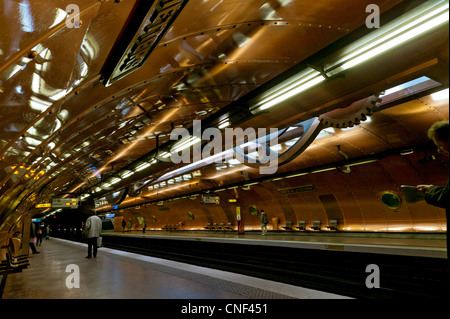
52;198;79;209
201;195;220;204
101;0;188;86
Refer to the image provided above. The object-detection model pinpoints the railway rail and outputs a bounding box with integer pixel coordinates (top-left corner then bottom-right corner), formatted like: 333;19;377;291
98;234;448;299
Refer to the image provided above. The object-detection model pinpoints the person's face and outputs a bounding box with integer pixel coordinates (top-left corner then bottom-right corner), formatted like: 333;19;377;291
432;136;449;158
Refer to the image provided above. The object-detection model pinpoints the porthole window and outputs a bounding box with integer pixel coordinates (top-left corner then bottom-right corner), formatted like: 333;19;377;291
249;205;259;216
381;191;402;210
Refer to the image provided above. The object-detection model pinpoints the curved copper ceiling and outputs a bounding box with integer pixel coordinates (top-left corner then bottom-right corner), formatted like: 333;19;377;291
0;0;448;238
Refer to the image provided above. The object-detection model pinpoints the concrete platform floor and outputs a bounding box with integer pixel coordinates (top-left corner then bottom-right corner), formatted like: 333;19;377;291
1;238;350;299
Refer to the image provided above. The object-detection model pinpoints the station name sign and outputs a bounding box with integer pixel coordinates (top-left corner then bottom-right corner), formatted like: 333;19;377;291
52;198;79;209
201;195;220;204
278;185;316;195
101;0;188;87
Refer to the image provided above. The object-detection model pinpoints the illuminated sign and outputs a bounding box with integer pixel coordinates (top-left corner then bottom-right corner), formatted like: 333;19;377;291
101;0;188;86
52;198;79;209
35;203;52;208
201;195;220;204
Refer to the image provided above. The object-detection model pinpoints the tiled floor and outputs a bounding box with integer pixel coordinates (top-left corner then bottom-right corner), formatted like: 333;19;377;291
2;238;350;299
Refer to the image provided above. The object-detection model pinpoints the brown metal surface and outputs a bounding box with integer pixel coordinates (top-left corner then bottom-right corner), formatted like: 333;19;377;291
0;0;448;248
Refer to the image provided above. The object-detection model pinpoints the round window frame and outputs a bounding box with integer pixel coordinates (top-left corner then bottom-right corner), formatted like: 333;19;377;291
380;191;402;210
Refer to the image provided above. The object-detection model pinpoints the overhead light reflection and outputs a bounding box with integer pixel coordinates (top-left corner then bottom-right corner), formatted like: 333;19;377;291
431;88;449;101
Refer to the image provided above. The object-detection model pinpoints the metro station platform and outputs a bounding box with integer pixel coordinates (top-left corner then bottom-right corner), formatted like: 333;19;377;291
1;237;349;300
104;230;448;259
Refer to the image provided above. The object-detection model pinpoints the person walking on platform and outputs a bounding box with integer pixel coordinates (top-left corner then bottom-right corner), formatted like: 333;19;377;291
29;223;40;254
122;218;126;233
36;225;43;246
261;210;268;236
417;120;449;271
84;211;102;258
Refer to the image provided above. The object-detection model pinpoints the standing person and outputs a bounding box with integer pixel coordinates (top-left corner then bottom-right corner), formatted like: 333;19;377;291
29;223;39;254
84;211;102;258
36;225;43;246
416;120;449;270
122;218;126;233
142;219;146;233
260;210;268;236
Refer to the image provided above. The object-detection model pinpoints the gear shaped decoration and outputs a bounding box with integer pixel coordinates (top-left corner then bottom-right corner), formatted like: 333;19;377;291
318;95;382;128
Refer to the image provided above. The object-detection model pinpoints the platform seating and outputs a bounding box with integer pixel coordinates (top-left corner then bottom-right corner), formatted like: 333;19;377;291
163;224;180;231
0;239;29;275
310;220;321;231
282;220;292;230
211;223;217;230
203;223;212;230
326;219;338;230
224;223;233;231
296;220;306;231
217;223;225;230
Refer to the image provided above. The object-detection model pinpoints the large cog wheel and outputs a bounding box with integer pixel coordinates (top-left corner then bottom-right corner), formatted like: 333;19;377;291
318;95;382;128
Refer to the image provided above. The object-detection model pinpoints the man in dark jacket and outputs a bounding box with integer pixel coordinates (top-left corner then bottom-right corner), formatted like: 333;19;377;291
260;210;268;236
417;120;449;272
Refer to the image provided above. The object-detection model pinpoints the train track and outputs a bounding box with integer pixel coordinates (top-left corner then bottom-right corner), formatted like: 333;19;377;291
100;234;449;299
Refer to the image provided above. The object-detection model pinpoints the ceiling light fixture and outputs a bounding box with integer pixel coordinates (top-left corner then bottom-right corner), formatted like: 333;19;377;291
250;69;326;114
326;0;449;76
250;0;449;114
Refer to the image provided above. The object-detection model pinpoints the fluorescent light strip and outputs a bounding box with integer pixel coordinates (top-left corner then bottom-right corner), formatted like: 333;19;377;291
340;11;449;71
160;137;202;158
135;162;151;171
250;0;448;113
253;69;324;111
327;1;449;75
172;137;201;153
251;74;326;112
121;170;134;178
110;177;121;184
218;121;230;129
326;1;449;71
260;75;326;111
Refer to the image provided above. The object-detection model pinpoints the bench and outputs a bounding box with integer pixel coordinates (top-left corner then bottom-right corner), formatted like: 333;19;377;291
216;223;225;230
310;220;321;231
325;219;338;230
203;223;212;230
1;240;29;275
296;220;306;231
224;222;233;231
163;224;179;231
282;220;292;230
